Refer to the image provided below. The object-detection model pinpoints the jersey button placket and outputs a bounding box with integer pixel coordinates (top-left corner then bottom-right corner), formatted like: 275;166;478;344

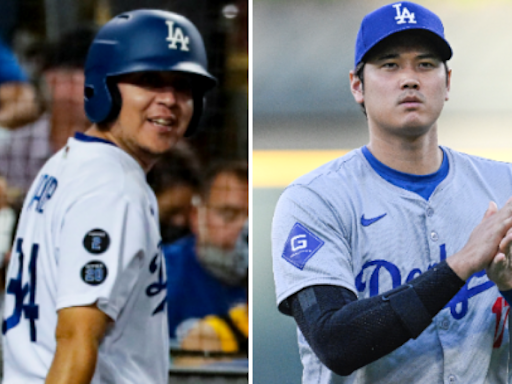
447;374;457;384
426;206;439;242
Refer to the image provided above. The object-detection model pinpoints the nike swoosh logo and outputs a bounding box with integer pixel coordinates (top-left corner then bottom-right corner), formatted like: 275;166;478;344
361;213;387;227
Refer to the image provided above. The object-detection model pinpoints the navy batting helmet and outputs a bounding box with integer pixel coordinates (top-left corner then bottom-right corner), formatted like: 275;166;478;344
84;9;217;137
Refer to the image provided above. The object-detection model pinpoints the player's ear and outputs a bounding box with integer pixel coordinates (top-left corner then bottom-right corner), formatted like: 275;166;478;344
350;70;364;104
444;67;452;101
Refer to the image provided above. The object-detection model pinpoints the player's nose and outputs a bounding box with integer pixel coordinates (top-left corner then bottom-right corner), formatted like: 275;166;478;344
155;87;179;107
400;71;420;90
400;76;420;90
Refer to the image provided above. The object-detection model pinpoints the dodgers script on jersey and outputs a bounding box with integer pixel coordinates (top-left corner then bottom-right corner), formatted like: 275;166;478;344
272;147;512;384
2;135;168;383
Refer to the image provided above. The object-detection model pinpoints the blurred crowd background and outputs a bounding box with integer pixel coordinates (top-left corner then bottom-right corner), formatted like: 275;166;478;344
0;0;248;383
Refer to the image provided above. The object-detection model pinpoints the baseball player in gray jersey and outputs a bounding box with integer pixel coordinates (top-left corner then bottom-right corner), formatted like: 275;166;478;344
272;2;512;383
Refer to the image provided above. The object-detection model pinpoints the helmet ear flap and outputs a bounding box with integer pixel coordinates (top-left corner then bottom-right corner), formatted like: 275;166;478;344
104;79;122;125
86;78;122;128
84;78;112;123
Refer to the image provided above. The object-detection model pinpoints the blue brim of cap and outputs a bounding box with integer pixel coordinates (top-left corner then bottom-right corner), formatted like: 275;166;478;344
357;28;452;66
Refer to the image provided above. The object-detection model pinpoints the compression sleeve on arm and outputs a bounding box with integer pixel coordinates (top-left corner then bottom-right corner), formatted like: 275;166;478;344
287;260;465;376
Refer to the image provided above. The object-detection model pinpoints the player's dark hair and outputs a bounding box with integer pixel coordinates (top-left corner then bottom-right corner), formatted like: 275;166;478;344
199;160;248;201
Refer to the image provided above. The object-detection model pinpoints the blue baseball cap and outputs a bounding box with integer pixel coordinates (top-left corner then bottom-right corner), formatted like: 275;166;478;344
354;1;452;67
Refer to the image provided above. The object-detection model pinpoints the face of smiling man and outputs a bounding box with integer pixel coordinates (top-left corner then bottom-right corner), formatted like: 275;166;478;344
105;71;194;170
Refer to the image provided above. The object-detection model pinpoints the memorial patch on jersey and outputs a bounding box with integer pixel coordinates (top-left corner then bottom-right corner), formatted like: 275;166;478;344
81;261;108;285
83;229;110;254
282;223;324;270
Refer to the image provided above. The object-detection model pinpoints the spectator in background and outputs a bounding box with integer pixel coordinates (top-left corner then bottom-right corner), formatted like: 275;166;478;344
0;27;95;198
0;175;15;269
0;38;39;129
179;220;249;357
148;140;202;244
180;303;248;354
165;160;248;344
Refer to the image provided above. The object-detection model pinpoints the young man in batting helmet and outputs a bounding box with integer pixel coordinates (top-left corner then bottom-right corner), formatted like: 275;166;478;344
272;2;512;383
2;9;215;384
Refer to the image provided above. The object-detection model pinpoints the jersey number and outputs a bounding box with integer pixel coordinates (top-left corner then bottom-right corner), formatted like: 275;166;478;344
2;238;40;342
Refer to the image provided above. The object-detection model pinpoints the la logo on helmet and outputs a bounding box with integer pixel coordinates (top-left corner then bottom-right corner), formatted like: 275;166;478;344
392;3;416;24
165;21;190;51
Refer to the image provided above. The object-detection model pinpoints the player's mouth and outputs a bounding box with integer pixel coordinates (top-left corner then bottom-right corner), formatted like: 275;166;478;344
147;117;177;132
398;94;424;108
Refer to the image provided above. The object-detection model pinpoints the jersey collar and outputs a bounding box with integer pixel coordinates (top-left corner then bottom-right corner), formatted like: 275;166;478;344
74;132;117;147
362;145;449;200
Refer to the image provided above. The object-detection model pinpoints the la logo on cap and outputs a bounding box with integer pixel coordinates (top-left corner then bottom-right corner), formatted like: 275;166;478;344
393;3;416;24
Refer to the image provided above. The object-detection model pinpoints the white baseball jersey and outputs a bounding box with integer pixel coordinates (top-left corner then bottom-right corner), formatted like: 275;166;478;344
272;146;512;384
2;134;168;384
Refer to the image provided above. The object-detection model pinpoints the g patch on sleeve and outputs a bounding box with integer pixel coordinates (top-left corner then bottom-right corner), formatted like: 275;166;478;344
282;223;324;270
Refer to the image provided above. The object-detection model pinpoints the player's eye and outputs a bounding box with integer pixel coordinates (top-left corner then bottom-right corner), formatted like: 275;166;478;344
419;62;435;68
418;57;441;69
381;62;398;69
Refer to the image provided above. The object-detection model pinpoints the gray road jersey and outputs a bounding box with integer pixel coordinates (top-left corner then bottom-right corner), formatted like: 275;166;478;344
272;147;512;384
